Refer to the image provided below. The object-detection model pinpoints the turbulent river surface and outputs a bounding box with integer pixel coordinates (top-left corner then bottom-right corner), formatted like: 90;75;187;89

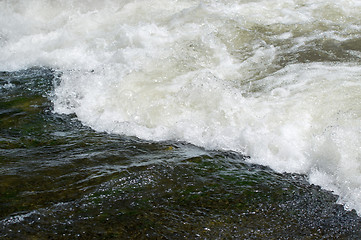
1;0;361;239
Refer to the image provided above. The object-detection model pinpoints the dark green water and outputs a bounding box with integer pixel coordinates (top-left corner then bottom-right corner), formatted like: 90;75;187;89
1;68;361;239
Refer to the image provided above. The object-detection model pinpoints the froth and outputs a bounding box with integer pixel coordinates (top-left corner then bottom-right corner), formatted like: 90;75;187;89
2;0;361;214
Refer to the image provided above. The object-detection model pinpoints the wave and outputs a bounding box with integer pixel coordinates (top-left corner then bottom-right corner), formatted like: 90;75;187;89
1;0;361;214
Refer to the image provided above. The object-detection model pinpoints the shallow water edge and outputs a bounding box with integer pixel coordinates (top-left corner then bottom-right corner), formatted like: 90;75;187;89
1;68;361;239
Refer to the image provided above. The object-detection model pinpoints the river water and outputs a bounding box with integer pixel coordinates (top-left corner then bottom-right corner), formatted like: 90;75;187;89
1;0;361;238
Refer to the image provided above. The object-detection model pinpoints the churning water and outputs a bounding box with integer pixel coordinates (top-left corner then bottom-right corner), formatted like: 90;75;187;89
1;0;361;238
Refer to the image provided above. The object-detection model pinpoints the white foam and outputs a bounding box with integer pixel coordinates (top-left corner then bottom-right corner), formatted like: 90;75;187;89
1;0;361;214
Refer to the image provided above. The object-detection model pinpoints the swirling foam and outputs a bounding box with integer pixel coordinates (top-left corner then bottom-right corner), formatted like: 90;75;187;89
1;0;361;213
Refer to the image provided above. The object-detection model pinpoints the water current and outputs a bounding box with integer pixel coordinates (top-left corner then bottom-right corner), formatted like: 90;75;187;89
1;0;361;238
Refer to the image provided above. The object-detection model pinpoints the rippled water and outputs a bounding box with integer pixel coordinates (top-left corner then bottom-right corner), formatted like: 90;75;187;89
1;0;361;238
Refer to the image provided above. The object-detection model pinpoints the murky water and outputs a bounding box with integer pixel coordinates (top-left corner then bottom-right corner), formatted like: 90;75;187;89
1;0;361;238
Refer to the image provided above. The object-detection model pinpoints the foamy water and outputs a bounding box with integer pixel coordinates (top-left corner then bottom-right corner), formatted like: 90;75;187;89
1;0;361;213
